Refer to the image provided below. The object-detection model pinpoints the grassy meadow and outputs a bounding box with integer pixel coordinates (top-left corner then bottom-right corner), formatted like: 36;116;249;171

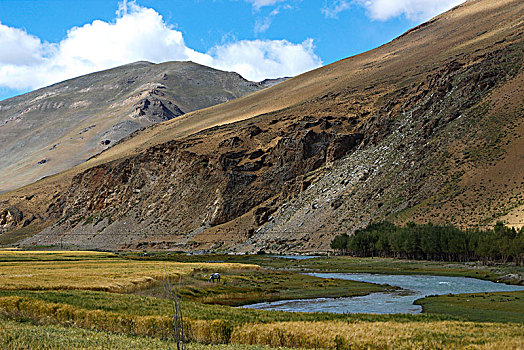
131;253;523;284
0;249;523;349
0;250;258;292
415;291;524;323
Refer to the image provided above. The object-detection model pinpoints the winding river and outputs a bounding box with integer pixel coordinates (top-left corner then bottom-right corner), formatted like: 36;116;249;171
243;273;524;314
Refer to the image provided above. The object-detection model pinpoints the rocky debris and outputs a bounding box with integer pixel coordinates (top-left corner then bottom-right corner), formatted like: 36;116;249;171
249;150;265;159
0;207;23;229
254;206;273;226
244;125;263;138
79;125;96;134
330;196;344;210
28;120;369;246
22;215;36;227
239;43;524;253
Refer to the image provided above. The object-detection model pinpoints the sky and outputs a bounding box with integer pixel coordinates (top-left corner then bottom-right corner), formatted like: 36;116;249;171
0;0;466;101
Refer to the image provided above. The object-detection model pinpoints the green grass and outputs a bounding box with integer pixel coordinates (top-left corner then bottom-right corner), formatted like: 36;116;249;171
0;289;457;325
415;291;524;323
139;267;392;306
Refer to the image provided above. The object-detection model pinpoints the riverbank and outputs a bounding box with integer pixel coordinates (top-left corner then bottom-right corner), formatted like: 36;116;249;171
123;252;524;285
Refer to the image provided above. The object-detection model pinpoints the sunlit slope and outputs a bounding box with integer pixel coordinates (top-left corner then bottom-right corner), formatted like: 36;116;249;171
82;0;521;166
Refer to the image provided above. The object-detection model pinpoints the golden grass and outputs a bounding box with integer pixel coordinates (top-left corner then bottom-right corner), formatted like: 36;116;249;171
0;317;289;350
232;320;524;349
0;249;104;254
0;250;259;292
0;249;114;259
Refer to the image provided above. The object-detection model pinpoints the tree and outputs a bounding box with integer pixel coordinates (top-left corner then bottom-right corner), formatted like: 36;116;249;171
331;233;349;255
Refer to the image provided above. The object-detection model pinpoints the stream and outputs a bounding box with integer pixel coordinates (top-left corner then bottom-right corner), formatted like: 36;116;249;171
242;273;524;314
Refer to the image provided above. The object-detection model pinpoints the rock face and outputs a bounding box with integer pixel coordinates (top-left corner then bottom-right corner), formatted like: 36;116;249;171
4;0;524;252
0;208;23;229
0;61;265;192
28;124;364;248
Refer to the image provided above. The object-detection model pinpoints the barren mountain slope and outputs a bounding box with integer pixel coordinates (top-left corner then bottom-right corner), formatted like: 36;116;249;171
2;0;523;252
0;61;264;192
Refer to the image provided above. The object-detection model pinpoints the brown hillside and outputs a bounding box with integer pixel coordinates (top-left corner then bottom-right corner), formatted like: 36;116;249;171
1;0;523;253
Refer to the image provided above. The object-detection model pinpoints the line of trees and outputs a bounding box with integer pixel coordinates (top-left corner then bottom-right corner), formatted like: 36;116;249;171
331;221;524;265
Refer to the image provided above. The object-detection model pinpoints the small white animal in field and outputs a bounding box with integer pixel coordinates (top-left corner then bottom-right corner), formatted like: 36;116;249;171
208;272;220;283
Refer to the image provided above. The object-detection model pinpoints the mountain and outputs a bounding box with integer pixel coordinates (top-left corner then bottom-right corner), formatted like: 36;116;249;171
1;0;523;252
0;61;266;193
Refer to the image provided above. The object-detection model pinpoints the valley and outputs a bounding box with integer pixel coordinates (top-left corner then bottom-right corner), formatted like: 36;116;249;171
0;0;523;348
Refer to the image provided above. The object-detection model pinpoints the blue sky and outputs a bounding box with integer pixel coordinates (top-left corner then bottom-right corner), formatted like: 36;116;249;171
0;0;464;101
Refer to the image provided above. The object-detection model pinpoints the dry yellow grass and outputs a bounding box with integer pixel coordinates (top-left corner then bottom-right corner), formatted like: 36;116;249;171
0;249;113;258
0;250;259;292
232;320;524;349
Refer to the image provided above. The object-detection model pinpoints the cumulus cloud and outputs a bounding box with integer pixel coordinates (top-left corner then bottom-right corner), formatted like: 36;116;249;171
323;0;466;21
210;39;320;81
0;24;49;66
0;2;321;91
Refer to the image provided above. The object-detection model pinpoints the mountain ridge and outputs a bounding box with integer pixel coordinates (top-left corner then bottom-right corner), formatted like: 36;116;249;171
1;0;523;252
0;60;270;193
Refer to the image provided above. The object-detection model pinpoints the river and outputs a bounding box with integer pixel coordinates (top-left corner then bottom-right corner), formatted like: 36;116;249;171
242;273;524;314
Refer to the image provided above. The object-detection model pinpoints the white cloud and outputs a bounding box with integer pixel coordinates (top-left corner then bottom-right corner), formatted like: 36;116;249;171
0;2;321;91
254;17;273;34
210;39;321;81
245;0;286;10
323;0;466;21
253;5;288;34
0;23;49;66
321;0;352;18
247;1;295;33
